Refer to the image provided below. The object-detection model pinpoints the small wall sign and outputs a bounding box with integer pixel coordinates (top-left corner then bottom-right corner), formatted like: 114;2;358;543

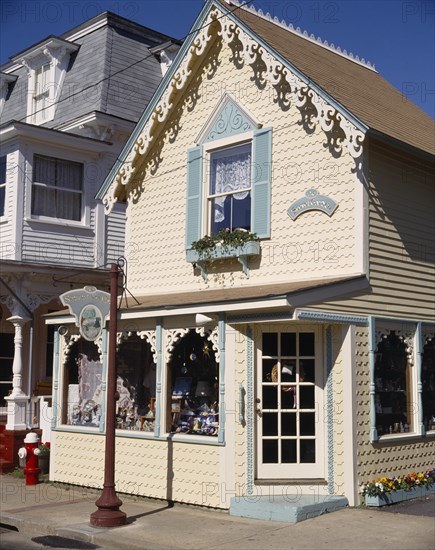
60;286;110;342
287;188;338;220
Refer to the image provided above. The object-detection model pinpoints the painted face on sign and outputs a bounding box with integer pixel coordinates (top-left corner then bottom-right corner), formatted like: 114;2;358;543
79;304;103;341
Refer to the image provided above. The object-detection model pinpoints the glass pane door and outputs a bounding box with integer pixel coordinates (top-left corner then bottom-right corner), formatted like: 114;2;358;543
256;329;324;479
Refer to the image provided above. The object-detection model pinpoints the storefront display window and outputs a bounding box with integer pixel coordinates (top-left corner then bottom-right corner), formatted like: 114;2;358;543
64;338;102;427
167;329;219;436
116;334;156;431
422;336;435;432
375;331;412;436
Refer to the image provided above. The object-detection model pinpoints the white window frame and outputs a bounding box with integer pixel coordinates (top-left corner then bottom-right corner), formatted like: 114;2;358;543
202;131;253;237
31;153;84;223
0;73;17;119
374;323;418;440
19;40;77;125
32;63;51;125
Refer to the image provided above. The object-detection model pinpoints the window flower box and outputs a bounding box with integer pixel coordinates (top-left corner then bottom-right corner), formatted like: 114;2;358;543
186;232;260;281
365;484;435;507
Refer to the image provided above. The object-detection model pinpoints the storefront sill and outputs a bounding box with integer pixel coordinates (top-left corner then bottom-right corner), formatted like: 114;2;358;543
53;426;104;435
115;430;225;445
54;427;224;445
374;433;427;444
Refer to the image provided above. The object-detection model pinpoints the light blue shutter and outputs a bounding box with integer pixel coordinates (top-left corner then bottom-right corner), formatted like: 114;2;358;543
185;146;203;249
251;127;272;238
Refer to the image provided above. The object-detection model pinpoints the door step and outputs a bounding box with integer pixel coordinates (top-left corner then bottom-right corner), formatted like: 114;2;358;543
230;494;348;523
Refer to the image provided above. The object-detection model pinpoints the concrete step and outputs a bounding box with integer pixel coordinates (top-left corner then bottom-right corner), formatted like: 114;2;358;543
230;494;348;523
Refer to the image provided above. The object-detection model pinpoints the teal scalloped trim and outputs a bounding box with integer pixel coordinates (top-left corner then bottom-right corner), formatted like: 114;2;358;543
326;326;334;494
246;326;254;495
203;97;254;142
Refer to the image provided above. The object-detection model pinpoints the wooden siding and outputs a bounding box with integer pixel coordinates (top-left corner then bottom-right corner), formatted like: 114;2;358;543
0;150;18;261
106;202;126;264
0;66;27;124
125;34;359;296
53;430;223;507
20;150;101;268
103;27;163;121
50;29;109;127
312;139;435;321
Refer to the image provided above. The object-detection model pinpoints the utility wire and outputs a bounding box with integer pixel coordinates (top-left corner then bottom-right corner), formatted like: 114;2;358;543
13;0;255;124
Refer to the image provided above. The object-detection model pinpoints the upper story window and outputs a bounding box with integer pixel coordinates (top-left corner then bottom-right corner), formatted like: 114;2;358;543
209;142;251;234
0;156;6;217
32;154;83;221
0;73;17;119
15;37;79;125
33;63;50;125
185;94;272;249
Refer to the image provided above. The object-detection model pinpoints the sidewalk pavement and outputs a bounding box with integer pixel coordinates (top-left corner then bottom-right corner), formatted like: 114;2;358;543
1;475;434;550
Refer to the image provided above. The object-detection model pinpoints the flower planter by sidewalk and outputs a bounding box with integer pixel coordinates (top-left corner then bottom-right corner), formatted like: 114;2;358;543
365;485;435;507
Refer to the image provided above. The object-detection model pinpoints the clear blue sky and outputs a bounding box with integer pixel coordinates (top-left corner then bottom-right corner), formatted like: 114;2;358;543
1;0;433;117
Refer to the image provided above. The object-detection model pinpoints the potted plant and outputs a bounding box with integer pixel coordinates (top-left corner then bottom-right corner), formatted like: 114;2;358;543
37;443;50;475
186;228;260;280
360;467;435;506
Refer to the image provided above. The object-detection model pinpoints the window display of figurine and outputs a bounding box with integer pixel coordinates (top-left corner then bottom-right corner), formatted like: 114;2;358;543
168;330;219;436
172;400;219;436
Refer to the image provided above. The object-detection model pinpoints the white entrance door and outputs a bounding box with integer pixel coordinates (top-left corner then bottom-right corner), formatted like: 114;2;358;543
256;328;324;479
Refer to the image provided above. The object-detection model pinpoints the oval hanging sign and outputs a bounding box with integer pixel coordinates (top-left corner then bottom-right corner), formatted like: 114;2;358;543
60;286;110;342
287;188;338;220
79;304;103;341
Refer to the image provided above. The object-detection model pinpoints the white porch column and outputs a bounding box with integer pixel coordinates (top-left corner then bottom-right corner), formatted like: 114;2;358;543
5;314;30;430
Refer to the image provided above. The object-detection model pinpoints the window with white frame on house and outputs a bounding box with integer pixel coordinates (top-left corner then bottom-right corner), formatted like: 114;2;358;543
116;334;157;432
64;338;102;427
208;142;251;234
32;154;83;221
374;331;413;436
167;329;219;436
0;155;6;217
185;127;272;249
33;63;50;125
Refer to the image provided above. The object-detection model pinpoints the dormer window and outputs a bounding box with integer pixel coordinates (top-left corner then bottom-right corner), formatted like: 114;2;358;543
14;37;79;125
33;63;50;124
0;72;17;118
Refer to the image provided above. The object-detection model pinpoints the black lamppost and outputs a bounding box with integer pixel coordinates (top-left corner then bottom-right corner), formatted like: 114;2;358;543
90;263;126;527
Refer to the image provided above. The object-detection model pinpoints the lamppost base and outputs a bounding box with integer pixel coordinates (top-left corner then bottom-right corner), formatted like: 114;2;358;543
90;508;127;528
90;487;127;527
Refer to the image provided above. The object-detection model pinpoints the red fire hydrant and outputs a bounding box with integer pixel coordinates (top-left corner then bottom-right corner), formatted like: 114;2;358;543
18;432;41;485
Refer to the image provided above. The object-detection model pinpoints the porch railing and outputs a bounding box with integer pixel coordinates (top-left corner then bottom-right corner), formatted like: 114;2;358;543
29;396;53;443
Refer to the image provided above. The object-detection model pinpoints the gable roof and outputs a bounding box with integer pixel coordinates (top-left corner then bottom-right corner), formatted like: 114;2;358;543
232;1;434;157
97;0;434;203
